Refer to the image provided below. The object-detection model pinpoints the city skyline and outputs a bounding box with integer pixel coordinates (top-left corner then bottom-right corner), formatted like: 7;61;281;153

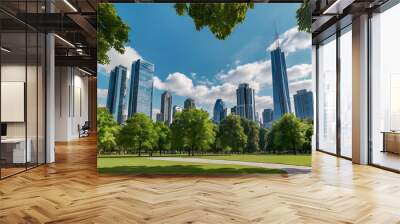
97;3;312;121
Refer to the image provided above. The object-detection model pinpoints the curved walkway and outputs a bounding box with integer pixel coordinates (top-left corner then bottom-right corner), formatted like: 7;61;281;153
149;157;311;174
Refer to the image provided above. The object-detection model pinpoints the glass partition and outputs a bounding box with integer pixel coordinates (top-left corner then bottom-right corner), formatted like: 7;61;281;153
339;26;352;158
317;35;337;154
0;1;46;179
370;3;400;171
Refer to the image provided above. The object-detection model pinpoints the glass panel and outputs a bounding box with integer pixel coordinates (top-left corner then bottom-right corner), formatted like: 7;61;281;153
38;32;45;165
1;30;27;177
27;31;38;169
371;4;400;171
318;35;337;154
340;26;352;158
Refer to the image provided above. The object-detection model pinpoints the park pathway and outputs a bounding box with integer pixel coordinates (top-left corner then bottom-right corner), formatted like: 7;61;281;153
150;157;311;174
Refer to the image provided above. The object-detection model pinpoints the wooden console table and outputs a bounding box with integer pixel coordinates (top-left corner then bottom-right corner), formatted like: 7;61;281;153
382;131;400;154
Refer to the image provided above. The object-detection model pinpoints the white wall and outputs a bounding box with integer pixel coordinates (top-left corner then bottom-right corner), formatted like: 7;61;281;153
55;67;89;141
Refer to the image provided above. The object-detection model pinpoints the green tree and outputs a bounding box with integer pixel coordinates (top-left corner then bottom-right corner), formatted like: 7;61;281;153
121;113;156;156
240;118;260;153
170;112;185;154
154;121;171;155
97;108;120;154
219;115;247;153
301;118;313;153
269;113;305;154
174;3;254;40
296;0;311;32
97;3;130;64
171;109;215;155
259;127;269;152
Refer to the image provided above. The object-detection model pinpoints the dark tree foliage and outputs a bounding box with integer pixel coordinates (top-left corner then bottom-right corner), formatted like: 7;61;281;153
174;3;254;40
296;0;311;33
240;118;260;153
259;127;269;152
219;115;247;153
97;3;130;64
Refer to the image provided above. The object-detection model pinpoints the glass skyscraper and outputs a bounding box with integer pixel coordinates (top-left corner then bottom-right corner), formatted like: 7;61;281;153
262;109;274;129
106;65;128;123
236;83;256;121
128;59;155;118
161;91;172;125
271;46;291;120
184;98;195;110
294;89;314;120
213;99;227;123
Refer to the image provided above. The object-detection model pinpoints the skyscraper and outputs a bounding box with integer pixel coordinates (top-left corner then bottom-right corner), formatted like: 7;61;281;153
106;65;128;123
156;113;163;122
173;105;182;119
128;59;155;118
231;106;237;115
294;89;313;120
262;109;274;129
236;83;256;121
271;45;291;120
213;99;227;123
184;98;195;110
160;91;172;125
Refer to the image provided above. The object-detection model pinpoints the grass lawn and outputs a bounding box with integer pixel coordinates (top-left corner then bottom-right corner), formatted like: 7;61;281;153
98;154;311;167
193;154;311;167
97;157;284;175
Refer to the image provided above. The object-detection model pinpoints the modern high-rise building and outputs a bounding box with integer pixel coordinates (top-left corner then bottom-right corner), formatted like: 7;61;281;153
262;109;274;129
128;59;155;118
156;113;163;122
106;65;128;123
236;83;256;121
271;45;291;120
184;98;195;110
160;91;173;125
173;105;183;119
213;99;227;123
294;89;313;120
231;106;237;115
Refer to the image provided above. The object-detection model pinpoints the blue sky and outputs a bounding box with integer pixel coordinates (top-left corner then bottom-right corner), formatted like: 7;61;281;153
98;3;312;120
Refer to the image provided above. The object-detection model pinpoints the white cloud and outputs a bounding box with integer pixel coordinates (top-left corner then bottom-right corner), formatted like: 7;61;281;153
289;79;312;96
217;60;272;92
255;95;273;114
98;46;142;74
267;26;311;55
97;88;108;99
287;64;312;81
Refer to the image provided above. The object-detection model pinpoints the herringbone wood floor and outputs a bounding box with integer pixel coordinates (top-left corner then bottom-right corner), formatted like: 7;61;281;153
1;136;400;224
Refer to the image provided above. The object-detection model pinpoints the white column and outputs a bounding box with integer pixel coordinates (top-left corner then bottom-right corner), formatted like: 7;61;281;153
46;32;55;163
352;14;369;164
312;45;317;151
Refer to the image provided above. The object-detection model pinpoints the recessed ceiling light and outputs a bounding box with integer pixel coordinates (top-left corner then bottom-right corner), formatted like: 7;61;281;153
63;0;78;12
1;47;11;53
54;34;75;48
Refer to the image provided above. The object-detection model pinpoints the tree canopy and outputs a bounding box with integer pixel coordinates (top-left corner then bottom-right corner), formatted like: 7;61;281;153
97;3;130;64
219;115;247;152
97;108;120;153
296;0;311;32
174;3;254;40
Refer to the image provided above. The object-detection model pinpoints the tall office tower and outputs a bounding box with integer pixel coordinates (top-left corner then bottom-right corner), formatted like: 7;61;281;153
213;99;227;123
262;109;274;129
173;105;182;119
156;113;163;122
106;65;128;123
128;59;155;118
160;91;173;125
256;112;260;125
294;89;314;120
271;44;291;120
231;106;237;115
236;83;256;121
184;98;195;110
